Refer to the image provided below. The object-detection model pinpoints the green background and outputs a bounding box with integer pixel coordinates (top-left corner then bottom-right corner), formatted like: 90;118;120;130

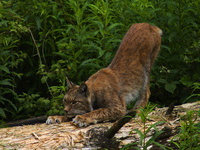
0;0;200;122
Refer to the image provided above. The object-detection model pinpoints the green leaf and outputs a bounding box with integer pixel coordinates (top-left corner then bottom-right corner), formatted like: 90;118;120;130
98;49;106;58
158;78;167;84
74;50;82;59
152;141;168;150
0;79;14;87
0;96;10;104
165;83;176;94
41;76;48;84
133;128;145;144
146;121;165;134
107;23;123;31
121;143;139;150
3;98;17;112
80;58;97;66
0;65;10;74
180;76;193;87
0;108;6;118
35;17;41;29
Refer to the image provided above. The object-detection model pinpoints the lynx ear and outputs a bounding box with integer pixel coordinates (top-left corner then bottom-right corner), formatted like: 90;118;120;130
78;82;88;96
66;77;74;89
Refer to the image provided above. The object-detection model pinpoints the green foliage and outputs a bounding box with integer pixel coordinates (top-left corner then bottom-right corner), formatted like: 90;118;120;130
150;0;200;105
122;104;167;150
0;1;28;119
0;0;199;123
171;110;200;150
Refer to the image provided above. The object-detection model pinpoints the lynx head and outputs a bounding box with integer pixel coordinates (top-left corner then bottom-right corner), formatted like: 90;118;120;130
63;78;92;119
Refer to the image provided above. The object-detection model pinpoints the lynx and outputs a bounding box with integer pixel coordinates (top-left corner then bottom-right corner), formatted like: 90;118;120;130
46;23;162;127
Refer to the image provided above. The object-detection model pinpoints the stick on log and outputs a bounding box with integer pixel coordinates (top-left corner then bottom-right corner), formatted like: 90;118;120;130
105;110;137;139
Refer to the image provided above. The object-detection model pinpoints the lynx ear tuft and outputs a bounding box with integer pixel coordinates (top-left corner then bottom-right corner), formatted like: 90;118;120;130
66;77;74;89
78;82;88;95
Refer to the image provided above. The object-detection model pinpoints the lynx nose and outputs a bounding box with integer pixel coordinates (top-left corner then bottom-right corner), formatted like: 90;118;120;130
64;106;70;113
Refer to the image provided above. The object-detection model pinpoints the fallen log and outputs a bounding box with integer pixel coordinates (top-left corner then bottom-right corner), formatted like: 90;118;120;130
0;101;199;149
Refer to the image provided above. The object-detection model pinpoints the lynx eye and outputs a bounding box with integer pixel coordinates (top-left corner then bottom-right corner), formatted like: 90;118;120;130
71;101;79;105
63;99;67;104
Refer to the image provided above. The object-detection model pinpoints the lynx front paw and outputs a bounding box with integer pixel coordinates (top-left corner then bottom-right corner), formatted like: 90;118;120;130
46;116;64;124
72;115;97;127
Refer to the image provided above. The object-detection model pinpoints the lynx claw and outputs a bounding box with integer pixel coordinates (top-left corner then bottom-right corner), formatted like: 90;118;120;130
46;116;62;125
72;115;89;127
46;118;54;124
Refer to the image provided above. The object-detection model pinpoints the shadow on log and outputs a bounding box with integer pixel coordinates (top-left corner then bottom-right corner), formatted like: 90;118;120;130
5;116;47;127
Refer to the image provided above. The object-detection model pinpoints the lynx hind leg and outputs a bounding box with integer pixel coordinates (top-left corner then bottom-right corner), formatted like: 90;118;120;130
46;116;66;124
133;85;150;110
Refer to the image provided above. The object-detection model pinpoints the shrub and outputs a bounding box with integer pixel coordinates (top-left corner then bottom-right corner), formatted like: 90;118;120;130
0;0;200;121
